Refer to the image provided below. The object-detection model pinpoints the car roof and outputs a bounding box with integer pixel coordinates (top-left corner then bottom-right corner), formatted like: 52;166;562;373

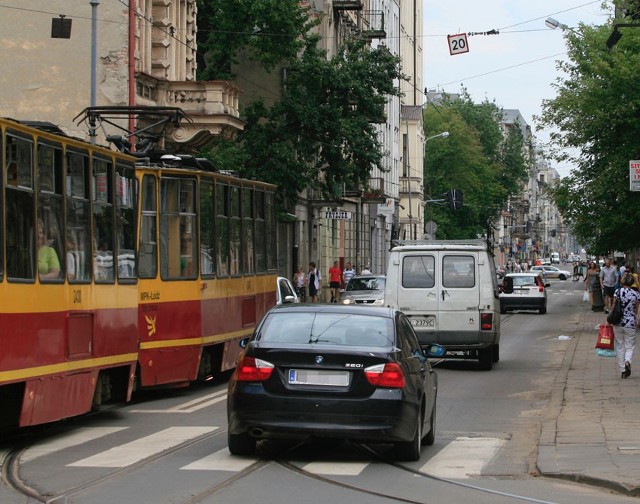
505;272;541;277
268;304;396;318
349;274;385;280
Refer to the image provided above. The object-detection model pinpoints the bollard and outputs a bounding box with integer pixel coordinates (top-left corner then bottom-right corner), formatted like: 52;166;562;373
592;287;605;312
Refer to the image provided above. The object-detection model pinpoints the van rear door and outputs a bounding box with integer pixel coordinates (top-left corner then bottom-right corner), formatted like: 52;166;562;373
396;253;439;335
438;253;481;344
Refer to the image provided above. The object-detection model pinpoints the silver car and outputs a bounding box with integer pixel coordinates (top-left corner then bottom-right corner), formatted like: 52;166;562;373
342;275;386;306
530;265;571;280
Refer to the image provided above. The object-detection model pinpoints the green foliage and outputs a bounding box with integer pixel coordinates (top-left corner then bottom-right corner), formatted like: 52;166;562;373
196;0;317;80
538;19;640;253
423;93;529;239
204;37;403;206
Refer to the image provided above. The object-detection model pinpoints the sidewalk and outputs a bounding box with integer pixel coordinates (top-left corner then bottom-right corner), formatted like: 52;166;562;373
537;304;640;495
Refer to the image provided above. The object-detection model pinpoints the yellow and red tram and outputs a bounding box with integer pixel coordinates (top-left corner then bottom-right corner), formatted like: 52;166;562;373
0;117;278;429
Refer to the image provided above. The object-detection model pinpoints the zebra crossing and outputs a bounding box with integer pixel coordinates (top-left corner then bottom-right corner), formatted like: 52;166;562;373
19;425;506;479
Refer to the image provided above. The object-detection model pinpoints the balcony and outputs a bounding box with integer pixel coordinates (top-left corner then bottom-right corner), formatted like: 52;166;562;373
360;11;386;39
362;177;387;203
148;79;244;150
333;0;363;10
399;176;423;195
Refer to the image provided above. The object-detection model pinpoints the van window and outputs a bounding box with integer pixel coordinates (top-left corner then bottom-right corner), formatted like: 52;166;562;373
442;255;475;288
402;255;435;288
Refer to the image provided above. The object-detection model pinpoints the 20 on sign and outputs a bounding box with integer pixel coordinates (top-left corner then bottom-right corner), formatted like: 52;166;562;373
448;33;469;55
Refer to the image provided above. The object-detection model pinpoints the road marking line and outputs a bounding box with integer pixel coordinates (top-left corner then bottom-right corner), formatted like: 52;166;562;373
21;427;128;463
301;461;369;475
68;426;216;467
130;390;227;413
419;437;505;479
182;448;257;471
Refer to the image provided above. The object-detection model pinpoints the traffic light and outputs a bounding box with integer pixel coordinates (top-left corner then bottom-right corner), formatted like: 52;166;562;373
447;189;463;210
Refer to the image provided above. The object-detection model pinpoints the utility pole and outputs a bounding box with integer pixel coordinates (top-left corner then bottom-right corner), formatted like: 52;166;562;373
89;0;100;143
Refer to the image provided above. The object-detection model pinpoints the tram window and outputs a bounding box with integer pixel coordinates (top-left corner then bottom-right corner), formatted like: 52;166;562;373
216;183;229;277
37;143;64;282
66;152;91;282
38;142;62;194
116;164;137;280
255;190;266;273
37;212;63;281
266;191;277;271
200;180;215;277
92;157;114;283
6;187;35;280
6;134;33;189
160;177;197;280
230;185;241;276
242;187;254;274
139;175;157;279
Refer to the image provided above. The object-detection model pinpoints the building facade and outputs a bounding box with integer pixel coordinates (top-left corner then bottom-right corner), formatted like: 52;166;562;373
0;1;242;149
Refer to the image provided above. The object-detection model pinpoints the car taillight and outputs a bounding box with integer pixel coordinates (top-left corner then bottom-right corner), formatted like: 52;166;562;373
481;313;493;330
235;357;274;381
364;363;405;388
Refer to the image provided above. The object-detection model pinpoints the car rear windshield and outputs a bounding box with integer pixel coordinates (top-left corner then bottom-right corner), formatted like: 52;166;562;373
257;312;393;347
346;277;385;291
512;276;538;287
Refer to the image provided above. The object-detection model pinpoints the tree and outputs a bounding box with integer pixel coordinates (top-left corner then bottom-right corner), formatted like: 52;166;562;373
203;37;403;206
423;93;529;239
196;0;316;80
538;19;640;253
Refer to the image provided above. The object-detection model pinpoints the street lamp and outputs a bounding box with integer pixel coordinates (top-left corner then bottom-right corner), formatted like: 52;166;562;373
544;17;580;35
426;131;450;142
413;131;449;240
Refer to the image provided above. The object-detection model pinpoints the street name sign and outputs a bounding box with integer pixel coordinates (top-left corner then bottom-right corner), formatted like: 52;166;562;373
630;160;640;192
325;211;352;220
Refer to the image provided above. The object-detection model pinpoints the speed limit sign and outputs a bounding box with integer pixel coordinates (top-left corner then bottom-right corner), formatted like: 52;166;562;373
447;33;469;55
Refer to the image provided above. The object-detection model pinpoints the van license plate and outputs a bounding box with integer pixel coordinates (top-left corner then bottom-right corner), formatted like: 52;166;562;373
410;317;435;327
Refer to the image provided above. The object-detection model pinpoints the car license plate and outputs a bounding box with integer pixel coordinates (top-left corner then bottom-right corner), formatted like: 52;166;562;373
288;369;349;386
410;317;435;327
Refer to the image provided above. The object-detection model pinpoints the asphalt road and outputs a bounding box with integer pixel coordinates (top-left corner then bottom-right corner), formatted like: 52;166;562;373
1;277;638;504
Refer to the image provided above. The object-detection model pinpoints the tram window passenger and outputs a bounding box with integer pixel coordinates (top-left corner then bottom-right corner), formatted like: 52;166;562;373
37;219;60;280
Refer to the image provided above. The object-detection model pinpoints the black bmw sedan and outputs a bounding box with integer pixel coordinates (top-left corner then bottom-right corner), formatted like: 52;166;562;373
227;304;443;461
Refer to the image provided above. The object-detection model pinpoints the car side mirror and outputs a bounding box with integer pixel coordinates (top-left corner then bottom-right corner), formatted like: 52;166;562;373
545;283;551;288
283;295;295;304
424;344;446;358
239;337;250;348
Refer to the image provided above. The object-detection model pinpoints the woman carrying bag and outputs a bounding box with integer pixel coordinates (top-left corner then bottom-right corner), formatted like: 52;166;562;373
610;273;640;379
585;262;599;306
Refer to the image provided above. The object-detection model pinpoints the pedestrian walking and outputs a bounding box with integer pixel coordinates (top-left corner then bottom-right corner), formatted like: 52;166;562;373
361;264;372;275
585;261;599;306
600;258;618;314
342;262;356;290
292;265;307;303
610;273;640;379
307;262;321;303
328;260;342;303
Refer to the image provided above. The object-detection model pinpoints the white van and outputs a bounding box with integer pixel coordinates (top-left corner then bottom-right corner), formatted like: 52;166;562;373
384;240;501;370
550;252;560;264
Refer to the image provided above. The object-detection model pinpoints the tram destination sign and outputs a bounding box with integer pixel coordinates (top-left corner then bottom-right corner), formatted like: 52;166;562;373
325;210;352;220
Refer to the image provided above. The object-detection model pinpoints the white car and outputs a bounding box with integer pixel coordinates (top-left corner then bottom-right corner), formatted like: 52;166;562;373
530;265;571;280
500;272;549;314
341;275;386;306
276;277;299;305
